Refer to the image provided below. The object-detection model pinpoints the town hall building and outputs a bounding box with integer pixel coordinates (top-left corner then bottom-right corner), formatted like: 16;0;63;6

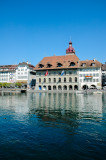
34;41;102;91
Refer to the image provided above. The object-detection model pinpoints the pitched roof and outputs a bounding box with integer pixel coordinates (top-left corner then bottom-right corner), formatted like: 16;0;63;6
79;60;101;68
34;54;79;70
0;65;17;72
18;62;34;68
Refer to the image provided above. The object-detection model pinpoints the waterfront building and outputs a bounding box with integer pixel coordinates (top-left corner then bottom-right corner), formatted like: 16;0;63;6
78;59;102;90
101;62;106;87
35;41;79;91
34;41;102;91
0;62;36;88
0;65;17;83
16;62;35;87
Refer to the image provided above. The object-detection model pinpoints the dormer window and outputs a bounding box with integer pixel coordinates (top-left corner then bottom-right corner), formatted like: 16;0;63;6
91;63;95;66
39;64;44;68
70;62;75;66
82;63;86;67
57;62;62;67
47;63;52;68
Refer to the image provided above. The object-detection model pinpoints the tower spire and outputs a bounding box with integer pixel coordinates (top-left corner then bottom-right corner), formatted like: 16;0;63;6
66;41;75;55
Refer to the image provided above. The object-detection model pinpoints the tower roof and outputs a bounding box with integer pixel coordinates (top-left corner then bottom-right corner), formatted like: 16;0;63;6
66;41;75;54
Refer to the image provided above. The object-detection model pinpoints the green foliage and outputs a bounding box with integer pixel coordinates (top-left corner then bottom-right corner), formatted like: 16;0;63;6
0;83;2;88
15;82;22;88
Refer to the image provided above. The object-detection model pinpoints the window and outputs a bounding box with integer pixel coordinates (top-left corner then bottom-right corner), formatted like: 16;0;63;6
91;63;95;66
54;78;56;83
39;64;44;68
57;63;62;67
70;62;75;66
69;77;72;82
47;63;52;68
49;78;51;83
64;77;66;82
82;63;86;67
75;77;77;82
44;78;46;82
96;73;99;77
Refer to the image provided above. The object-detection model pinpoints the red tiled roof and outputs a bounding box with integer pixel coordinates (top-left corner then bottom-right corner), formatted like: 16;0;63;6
34;55;101;71
34;55;79;70
79;60;101;68
18;62;34;68
0;65;17;69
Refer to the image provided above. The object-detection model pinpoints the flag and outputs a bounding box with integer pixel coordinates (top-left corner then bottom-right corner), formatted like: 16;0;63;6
61;70;64;76
45;70;48;76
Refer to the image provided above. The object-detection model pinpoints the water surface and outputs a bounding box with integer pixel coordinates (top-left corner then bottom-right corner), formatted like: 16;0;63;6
0;93;106;160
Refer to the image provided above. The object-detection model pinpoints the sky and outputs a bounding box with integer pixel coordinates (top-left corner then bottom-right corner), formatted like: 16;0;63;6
0;0;106;66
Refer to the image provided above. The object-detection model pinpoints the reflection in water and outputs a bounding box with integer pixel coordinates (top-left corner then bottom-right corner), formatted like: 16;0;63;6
0;93;106;160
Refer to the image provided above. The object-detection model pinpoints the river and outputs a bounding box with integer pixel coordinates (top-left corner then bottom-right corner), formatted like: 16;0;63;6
0;93;106;160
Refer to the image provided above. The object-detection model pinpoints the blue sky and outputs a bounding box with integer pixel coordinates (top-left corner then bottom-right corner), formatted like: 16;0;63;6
0;0;106;66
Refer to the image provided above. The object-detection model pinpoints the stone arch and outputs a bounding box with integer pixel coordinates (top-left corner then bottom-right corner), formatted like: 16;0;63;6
58;85;62;90
39;85;42;90
43;85;46;90
48;85;51;90
53;85;56;90
90;85;97;89
69;85;73;90
82;85;88;90
74;85;78;90
63;85;67;90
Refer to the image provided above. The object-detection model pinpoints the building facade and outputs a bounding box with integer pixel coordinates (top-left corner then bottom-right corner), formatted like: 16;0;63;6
102;63;106;87
0;62;36;87
15;62;35;87
0;65;17;83
78;60;102;90
34;41;102;91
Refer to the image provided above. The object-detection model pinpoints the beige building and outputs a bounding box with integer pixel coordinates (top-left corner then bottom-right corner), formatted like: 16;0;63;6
34;41;102;91
34;41;79;91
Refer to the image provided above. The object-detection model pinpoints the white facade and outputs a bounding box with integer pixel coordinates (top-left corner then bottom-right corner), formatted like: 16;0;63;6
0;62;35;87
0;68;16;83
78;68;102;90
16;65;29;82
